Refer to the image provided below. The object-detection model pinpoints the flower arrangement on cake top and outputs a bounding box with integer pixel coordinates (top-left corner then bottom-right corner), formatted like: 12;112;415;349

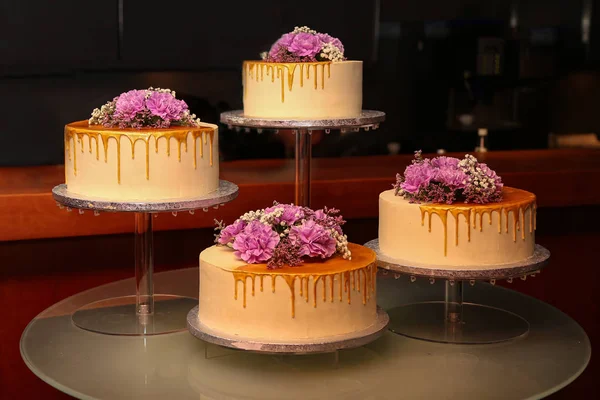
394;151;503;204
88;87;201;129
261;26;346;63
215;202;351;269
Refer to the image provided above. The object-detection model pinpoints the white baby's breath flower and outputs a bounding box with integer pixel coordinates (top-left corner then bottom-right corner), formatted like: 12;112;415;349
293;26;317;34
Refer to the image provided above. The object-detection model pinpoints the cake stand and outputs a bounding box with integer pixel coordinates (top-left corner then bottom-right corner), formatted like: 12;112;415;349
51;181;238;336
364;239;550;344
220;110;385;207
187;306;389;355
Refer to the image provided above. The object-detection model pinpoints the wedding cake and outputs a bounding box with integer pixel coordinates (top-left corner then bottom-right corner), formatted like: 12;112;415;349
198;203;379;341
243;26;362;119
379;152;537;269
64;88;219;201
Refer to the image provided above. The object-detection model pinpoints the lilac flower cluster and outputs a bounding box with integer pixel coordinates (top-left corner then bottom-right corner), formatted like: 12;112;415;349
88;87;202;129
215;203;351;269
393;151;503;204
262;26;345;63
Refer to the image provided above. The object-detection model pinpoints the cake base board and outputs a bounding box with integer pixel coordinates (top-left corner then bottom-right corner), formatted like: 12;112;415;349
52;180;239;213
71;295;197;336
220;109;385;131
187;306;389;354
388;301;529;344
365;239;550;281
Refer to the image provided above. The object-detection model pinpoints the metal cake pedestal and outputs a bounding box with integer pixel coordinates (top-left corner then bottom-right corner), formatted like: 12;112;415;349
220;110;385;207
365;239;550;344
52;180;238;336
187;305;389;355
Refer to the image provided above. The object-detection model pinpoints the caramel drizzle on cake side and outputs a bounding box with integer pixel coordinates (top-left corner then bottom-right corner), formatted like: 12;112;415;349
231;264;377;318
243;61;332;103
418;188;537;256
64;122;216;184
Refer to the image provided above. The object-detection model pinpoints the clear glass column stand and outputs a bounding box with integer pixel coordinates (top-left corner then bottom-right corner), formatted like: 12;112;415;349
51;181;239;336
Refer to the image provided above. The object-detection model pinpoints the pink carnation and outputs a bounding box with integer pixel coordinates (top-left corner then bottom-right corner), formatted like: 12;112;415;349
114;90;146;121
265;204;304;225
288;33;322;57
217;220;246;245
289;220;336;259
232;221;280;264
400;162;435;194
146;92;187;121
317;33;344;53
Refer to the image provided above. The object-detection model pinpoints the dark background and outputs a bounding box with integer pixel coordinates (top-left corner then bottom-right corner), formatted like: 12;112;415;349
2;0;600;166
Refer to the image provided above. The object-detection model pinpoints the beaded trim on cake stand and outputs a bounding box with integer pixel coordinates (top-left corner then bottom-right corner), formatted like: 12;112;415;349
220;110;385;207
52;181;239;336
364;238;550;344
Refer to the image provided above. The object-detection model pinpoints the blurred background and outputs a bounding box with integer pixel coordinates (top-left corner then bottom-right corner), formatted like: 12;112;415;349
2;0;600;166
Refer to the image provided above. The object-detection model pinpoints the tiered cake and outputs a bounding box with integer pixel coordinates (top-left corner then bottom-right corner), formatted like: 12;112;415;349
379;152;537;269
64;88;219;201
198;204;379;341
243;26;362;119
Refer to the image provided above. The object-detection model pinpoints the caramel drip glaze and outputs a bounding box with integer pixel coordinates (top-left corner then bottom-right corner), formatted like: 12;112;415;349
243;61;332;103
64;121;216;184
419;187;537;256
231;243;377;318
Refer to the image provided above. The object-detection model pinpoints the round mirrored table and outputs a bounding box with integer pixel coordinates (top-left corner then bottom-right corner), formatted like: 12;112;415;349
21;268;590;399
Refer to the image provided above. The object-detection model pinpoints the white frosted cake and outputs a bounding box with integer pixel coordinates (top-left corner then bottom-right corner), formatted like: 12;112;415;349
64;88;219;201
379;152;537;269
198;203;378;341
242;26;362;119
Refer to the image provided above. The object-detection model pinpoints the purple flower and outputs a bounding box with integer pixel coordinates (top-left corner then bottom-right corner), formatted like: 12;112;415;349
289;220;336;259
267;238;302;269
146;92;187;121
232;221;280;264
433;166;468;189
400;162;436;194
288;33;322;57
317;33;344;53
265;204;304;225
277;32;296;48
313;209;326;220
431;156;460;169
114;90;146;121
217;219;246;245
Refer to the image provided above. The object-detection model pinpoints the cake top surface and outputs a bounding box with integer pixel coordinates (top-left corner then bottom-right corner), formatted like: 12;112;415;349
202;243;375;275
67;120;215;135
261;26;346;63
383;186;535;209
214;202;351;269
393;151;504;204
88;87;202;129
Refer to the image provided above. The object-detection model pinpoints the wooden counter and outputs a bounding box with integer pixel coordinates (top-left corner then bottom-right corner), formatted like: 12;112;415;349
1;149;599;241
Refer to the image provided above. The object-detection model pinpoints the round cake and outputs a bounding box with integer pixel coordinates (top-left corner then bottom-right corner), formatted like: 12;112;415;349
242;26;362;120
198;203;379;341
378;152;537;269
64;88;219;201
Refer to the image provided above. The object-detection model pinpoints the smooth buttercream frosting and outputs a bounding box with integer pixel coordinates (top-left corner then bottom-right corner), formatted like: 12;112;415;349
379;187;536;268
198;243;378;340
242;60;362;119
64;120;219;201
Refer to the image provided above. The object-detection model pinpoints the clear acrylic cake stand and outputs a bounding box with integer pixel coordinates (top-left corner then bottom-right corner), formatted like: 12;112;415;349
51;181;238;336
364;239;551;344
220;110;385;207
